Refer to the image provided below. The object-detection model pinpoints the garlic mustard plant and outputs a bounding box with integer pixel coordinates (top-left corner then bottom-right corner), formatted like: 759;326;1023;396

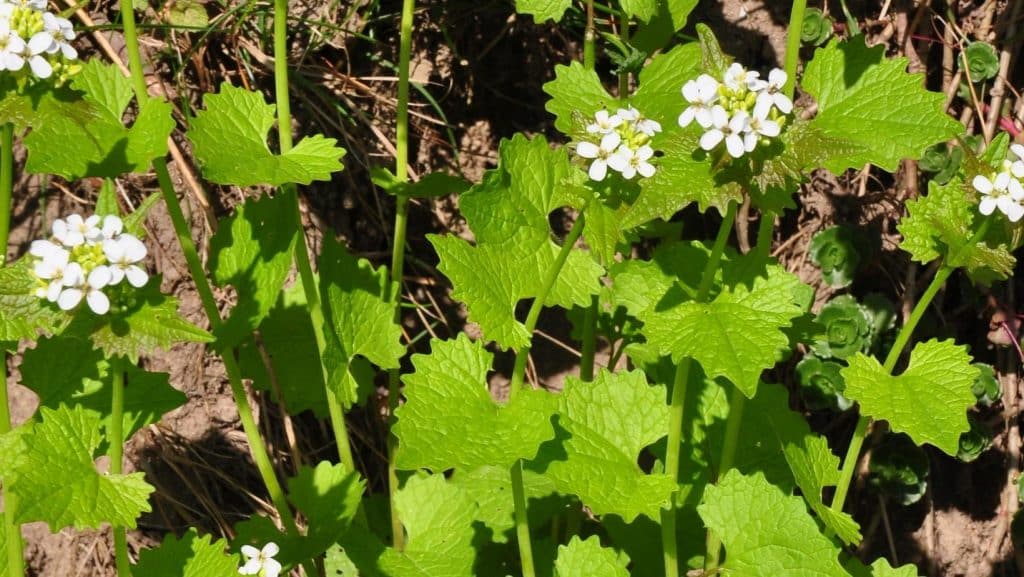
238;542;282;577
29;214;148;314
679;63;790;158
575;106;661;181
971;144;1024;222
0;0;78;81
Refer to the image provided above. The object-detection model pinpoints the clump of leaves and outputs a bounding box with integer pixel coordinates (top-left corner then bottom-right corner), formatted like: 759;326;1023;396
962;42;1000;83
957;414;992;463
801;8;833;46
809;225;861;287
971;363;1001;406
919;142;964;185
812;295;873;359
868;433;929;505
796;354;851;411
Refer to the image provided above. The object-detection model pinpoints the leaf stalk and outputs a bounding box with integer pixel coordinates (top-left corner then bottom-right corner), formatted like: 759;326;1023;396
108;358;131;577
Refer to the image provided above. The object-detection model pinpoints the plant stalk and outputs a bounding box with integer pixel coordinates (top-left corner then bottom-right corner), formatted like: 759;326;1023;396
0;120;26;577
119;0;298;533
661;201;737;577
583;0;595;70
783;0;807;100
579;295;598;382
108;359;131;577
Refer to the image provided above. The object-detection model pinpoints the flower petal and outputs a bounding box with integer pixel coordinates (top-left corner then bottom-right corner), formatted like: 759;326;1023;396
973;175;994;194
699;129;724;151
576;141;599;159
240;545;260;559
979;196;998;215
88;266;112;289
86;289;110;315
725;134;746;158
126;266;149;288
57;288;83;311
262;559;283;577
261;543;280;557
588;159;608;182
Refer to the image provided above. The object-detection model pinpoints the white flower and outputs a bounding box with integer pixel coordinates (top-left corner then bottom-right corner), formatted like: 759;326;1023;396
724;62;765;92
679;74;720;128
14;34;52;78
607;144;656;179
615;106;639;122
576;132;622;182
57;265;111;314
746;97;781;151
700;106;750;158
974;172;1024;222
28;12;76;60
1010;143;1024;164
239;543;282;577
0;22;26;72
756;68;793;115
31;243;71;301
586;109;623;135
101;214;124;240
11;0;47;10
103;234;148;288
53;214;101;247
635;116;662;137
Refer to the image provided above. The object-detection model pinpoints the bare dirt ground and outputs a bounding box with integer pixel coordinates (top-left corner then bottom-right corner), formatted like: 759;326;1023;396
5;0;1024;575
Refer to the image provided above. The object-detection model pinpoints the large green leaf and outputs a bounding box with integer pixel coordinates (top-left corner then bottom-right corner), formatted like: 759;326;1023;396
554;536;629;577
134;530;239;577
0;258;67;342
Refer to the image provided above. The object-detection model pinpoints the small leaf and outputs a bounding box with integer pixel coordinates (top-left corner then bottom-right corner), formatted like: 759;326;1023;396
631;0;699;54
0;405;153;530
842;339;977;454
371;168;470;198
619;0;658;21
543;62;617;136
846;557;923;577
696;24;730;78
209;193;296;348
0;258;67;342
554;536;629;577
187;84;346;186
784;435;862;545
809;226;861;288
394;334;557;471
135;530;239;577
165;0;209;27
514;0;572;23
698;471;850;577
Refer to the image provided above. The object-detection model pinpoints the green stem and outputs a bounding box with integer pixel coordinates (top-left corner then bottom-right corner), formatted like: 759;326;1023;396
273;0;293;153
507;213;587;577
120;0;298;534
583;0;595;70
660;202;737;577
703;386;745;570
579;295;598;382
617;18;629;97
0;121;25;577
783;0;807;100
108;359;131;577
386;0;416;552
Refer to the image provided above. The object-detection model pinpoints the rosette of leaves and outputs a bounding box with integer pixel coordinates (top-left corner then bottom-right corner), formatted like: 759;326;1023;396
962;42;1000;83
971;363;1001;406
957;414;992;463
811;295;872;359
868;433;929;505
919;142;964;185
809;225;861;288
801;8;833;46
795;354;852;411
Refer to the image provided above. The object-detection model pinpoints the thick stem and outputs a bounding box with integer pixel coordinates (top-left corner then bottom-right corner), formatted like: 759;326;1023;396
579;295;598;381
783;0;807;100
0;121;25;577
273;0;293;154
511;461;536;577
583;0;595;70
660;202;737;577
108;360;131;577
386;0;416;551
120;0;298;533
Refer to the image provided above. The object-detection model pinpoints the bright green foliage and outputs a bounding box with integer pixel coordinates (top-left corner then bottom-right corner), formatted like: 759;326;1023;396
802;8;834;46
698;471;850;577
631;44;701;129
0;258;67;341
868;433;929;505
543;62;616;137
843;339;977;454
209;193;296;348
394;334;557;471
530;369;675;522
847;558;923;577
324;545;360;575
24;61;175;179
0;522;5;574
67;281;213;362
165;0;209;27
134;530;239;577
898;177;1016;284
0;405;153;530
554;536;629;577
619;0;657;21
783;435;862;545
342;474;477;577
450;465;560;544
802;36;962;173
430;134;601;350
631;0;699;53
20;334;186;448
319;237;404;407
513;0;572;22
371;168;470;198
187;83;346;186
809;226;861;288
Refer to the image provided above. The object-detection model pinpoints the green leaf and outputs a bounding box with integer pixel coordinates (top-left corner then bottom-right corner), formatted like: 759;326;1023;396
698;471;850;577
165;0;209;27
784;435;862;545
319;237;404;408
842;339;977;454
371;168;470;198
450;465;560;544
67;280;213;363
543;63;617;136
847;557;923;577
342;473;477;577
631;0;699;54
394;334;557;471
631;43;701;130
25;60;174;179
0;258;67;341
802;36;962;173
430;135;602;350
514;0;572;22
898;178;1015;284
209;193;296;348
187;84;346;186
529;369;675;522
325;545;360;576
135;530;239;577
554;536;629;577
20;334;186;451
0;405;153;530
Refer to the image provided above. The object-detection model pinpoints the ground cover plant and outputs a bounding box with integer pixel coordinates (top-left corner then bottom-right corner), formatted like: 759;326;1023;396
1;0;1024;575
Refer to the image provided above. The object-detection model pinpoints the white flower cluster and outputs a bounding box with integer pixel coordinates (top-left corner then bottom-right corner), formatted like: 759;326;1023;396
0;0;78;80
972;144;1024;222
30;213;148;315
239;542;281;577
678;63;792;158
576;106;662;181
